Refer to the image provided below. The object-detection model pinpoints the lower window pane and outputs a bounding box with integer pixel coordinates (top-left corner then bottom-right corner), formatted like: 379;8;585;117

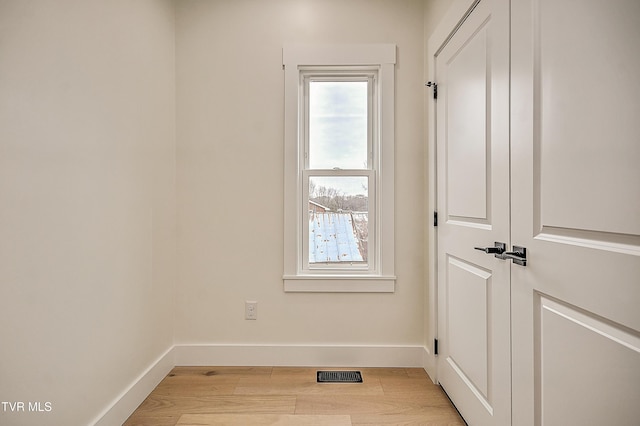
308;176;368;265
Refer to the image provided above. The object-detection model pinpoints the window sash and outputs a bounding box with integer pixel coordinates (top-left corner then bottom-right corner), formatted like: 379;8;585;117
301;70;378;274
302;71;376;171
302;169;376;274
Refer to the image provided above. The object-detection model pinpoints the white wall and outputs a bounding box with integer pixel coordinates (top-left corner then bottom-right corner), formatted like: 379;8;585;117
0;1;176;425
175;0;427;350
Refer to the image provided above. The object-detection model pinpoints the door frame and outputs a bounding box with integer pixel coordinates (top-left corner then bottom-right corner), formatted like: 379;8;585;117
425;0;483;382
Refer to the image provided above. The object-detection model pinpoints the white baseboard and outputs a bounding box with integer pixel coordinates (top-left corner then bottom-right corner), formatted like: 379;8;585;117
173;344;425;368
421;345;437;383
91;346;174;426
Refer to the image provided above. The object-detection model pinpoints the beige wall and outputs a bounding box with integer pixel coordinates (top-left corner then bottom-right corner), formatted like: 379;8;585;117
175;0;427;346
0;1;176;425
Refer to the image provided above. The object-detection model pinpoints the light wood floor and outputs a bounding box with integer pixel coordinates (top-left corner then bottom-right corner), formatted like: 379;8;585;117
124;366;465;426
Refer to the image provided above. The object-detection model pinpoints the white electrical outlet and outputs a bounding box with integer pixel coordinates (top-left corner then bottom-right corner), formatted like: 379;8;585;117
245;301;258;320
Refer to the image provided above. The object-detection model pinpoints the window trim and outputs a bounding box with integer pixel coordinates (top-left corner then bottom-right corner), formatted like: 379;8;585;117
283;44;396;293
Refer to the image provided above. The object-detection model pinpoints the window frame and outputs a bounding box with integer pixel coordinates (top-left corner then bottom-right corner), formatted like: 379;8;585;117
303;70;375;273
283;44;396;293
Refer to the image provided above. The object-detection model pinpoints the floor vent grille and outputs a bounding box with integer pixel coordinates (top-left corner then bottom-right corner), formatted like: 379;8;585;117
317;370;363;383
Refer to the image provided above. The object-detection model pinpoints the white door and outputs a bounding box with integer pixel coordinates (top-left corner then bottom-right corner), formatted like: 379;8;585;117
435;0;511;424
511;0;640;424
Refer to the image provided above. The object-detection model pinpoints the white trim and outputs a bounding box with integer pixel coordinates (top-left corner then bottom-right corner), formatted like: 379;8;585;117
283;275;395;293
421;346;437;384
283;44;396;292
427;0;482;56
283;44;396;66
173;344;423;368
91;346;174;426
426;0;481;385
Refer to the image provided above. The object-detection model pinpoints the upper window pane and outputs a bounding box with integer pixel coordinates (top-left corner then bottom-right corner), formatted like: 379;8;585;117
308;81;368;170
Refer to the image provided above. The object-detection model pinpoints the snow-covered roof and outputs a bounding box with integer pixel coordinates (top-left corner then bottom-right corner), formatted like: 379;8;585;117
309;212;367;263
309;200;328;210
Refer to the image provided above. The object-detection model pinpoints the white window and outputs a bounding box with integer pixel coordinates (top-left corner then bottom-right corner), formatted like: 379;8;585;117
283;44;396;292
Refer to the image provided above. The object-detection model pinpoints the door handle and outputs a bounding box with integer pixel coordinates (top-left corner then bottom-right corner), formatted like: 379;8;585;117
474;243;527;265
474;242;506;257
503;246;527;266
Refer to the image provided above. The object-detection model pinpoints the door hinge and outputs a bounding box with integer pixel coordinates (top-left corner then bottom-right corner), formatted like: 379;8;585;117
434;338;439;356
426;81;438;99
434;211;438;227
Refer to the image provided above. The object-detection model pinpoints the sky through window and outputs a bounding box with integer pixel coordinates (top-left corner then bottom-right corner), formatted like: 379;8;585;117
308;81;368;171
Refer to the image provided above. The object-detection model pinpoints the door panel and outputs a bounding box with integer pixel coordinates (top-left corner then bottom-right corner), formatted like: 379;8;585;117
511;0;640;424
536;0;640;236
446;24;489;221
539;296;640;426
436;0;511;424
447;256;490;398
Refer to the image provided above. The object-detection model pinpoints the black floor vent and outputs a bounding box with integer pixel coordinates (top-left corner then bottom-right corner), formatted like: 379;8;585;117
317;370;363;383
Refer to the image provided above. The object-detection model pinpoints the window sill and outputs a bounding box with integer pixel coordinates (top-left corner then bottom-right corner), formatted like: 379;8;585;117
283;275;396;293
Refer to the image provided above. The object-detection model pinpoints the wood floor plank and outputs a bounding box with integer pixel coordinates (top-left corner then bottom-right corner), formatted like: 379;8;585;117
351;411;466;425
123;414;180;426
168;366;272;377
379;377;449;396
270;367;320;377
358;367;411;379
176;414;352;425
294;394;453;416
152;383;239;397
156;374;240;385
406;368;432;379
152;376;239;397
234;376;384;396
132;394;296;416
